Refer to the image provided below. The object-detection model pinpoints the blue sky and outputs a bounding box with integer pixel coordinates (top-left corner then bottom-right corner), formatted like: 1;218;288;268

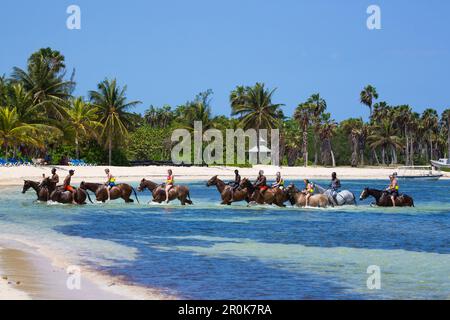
0;0;449;121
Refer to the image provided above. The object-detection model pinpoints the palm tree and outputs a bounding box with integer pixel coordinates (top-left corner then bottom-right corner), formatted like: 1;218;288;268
230;83;284;163
11;48;74;120
441;109;450;159
360;85;379;118
368;119;403;165
0;107;44;160
306;93;327;165
421;108;439;160
65;97;102;159
294;103;314;166
89;79;141;165
341;118;364;167
319;113;337;167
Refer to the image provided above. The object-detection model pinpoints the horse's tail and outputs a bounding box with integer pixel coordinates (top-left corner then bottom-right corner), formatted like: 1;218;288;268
131;187;140;204
85;190;93;204
186;189;193;205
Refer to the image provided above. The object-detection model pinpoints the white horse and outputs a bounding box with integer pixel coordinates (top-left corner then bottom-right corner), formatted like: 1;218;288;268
315;184;357;206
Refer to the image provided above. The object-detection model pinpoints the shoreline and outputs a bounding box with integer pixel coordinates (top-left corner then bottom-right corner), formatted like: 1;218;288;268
0;237;176;300
1;165;448;187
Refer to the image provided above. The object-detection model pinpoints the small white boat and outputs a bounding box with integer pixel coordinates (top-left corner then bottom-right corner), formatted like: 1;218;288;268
396;166;443;181
430;158;450;169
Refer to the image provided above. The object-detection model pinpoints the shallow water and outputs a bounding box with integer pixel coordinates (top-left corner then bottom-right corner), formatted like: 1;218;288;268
1;179;449;299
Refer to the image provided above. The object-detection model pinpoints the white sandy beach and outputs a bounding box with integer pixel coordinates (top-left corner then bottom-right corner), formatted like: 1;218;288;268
1;164;447;186
0;238;174;300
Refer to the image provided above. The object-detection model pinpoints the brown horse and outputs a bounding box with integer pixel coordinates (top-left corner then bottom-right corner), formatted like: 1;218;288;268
206;175;249;205
79;182;140;203
22;180;49;201
137;179;193;205
48;187;91;205
286;184;330;208
239;178;290;207
359;188;414;207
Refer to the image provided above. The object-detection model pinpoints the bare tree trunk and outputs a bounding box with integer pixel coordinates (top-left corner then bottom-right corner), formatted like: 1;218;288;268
405;127;409;165
381;147;386;166
303;128;308;167
447;126;450;158
410;136;414;165
108;138;112;166
75;134;80;160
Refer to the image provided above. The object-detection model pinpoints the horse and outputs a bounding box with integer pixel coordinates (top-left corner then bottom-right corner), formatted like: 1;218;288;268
47;186;92;205
137;178;193;205
22;180;50;201
239;178;290;207
79;181;140;203
359;188;415;207
286;184;331;208
206;175;249;205
315;184;357;206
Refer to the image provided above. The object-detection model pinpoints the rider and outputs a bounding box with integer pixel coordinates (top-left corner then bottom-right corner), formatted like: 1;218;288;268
40;168;59;189
229;170;241;194
271;172;285;190
386;173;399;207
303;179;315;207
254;170;268;194
329;172;341;205
104;168;116;201
165;169;174;204
63;170;77;204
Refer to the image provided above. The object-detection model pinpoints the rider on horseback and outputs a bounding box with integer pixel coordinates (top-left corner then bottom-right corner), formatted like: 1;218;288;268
303;179;315;207
165;169;174;204
105;168;116;201
253;170;268;197
329;172;341;205
272;172;285;190
229;170;241;195
63;170;77;204
386;173;399;207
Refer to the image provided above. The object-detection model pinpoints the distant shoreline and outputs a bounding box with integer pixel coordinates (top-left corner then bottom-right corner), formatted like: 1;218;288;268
0;165;448;187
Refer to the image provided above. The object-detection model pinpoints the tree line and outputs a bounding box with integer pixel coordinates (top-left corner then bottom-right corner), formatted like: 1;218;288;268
1;48;449;167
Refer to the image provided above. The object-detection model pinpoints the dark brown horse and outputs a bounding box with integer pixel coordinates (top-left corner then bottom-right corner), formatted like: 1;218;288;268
359;188;414;207
79;182;140;203
239;178;290;207
22;180;49;201
137;179;193;205
47;186;91;205
206;175;249;205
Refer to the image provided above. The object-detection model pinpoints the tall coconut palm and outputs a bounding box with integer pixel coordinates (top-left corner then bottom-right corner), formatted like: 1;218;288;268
421;108;439;160
306;93;327;165
0;106;44;160
230;83;284;163
319;113;337;167
294;103;314;167
11;48;74;120
65;97;102;159
341;118;364;167
360;85;379;118
368;119;403;165
89;79;141;166
441;109;450;158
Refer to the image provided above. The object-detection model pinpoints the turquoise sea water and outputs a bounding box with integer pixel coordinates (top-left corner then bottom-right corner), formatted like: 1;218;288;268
0;179;449;299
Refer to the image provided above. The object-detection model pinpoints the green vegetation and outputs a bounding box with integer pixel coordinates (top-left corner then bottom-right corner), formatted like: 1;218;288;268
0;48;449;166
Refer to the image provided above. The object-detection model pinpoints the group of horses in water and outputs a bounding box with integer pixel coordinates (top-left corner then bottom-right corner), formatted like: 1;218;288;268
22;174;415;208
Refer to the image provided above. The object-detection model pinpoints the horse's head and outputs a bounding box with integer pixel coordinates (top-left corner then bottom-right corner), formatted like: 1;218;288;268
359;188;369;201
206;175;218;187
285;183;298;205
79;181;86;190
240;178;251;189
137;179;147;192
22;180;32;193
